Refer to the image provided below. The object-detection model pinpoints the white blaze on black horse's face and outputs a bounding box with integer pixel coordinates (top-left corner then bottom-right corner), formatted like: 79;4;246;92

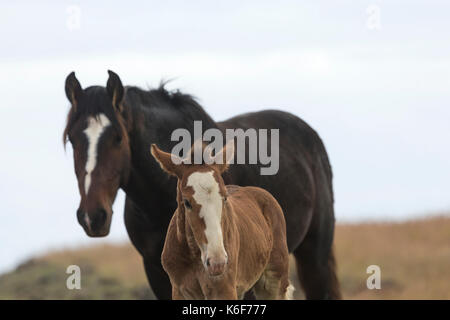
64;71;130;238
83;113;111;195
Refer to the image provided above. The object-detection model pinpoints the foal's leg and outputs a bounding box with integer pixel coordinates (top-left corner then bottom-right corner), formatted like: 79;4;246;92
206;284;238;300
253;248;292;299
172;285;184;300
253;196;293;300
202;278;238;300
253;266;292;300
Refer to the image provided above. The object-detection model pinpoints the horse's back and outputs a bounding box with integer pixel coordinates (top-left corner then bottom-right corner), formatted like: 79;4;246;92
219;109;331;192
227;185;274;228
228;185;285;227
227;185;287;255
219;109;323;153
228;185;290;293
219;110;332;251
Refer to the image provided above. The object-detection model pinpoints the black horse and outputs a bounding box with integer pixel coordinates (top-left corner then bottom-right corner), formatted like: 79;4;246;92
63;70;341;299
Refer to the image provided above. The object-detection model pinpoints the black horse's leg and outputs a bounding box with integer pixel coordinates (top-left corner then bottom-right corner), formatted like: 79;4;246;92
293;239;338;299
292;151;341;300
143;256;172;300
243;290;256;300
293;200;341;299
124;197;173;300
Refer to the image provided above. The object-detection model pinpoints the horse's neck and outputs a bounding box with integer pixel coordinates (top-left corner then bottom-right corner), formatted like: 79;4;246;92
120;105;176;213
121;90;220;212
186;223;201;257
120;87;228;223
179;201;236;259
175;208;202;258
221;203;236;244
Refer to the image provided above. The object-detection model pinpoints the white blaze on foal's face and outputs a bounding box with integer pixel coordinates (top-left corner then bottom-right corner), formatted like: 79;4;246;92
83;113;111;195
186;171;227;262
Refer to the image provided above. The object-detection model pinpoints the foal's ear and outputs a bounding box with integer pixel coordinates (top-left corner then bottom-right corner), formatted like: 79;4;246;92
212;139;235;174
65;71;83;105
106;70;124;111
150;144;184;178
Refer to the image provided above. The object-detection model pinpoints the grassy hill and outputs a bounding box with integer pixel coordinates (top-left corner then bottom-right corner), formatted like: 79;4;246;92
0;216;449;299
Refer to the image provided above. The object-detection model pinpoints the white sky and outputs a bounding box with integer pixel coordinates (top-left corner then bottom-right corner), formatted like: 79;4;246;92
0;1;449;272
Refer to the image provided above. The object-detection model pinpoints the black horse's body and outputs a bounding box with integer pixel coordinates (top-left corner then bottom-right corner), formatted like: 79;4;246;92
119;86;339;299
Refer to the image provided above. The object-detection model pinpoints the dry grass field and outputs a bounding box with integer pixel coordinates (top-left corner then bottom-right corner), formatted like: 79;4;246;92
0;216;448;299
334;215;450;299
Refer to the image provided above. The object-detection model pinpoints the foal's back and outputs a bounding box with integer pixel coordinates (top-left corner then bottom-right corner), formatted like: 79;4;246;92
227;185;287;234
227;185;291;299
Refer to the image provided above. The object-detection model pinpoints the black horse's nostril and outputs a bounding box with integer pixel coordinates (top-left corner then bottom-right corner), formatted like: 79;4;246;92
100;209;107;222
90;209;108;231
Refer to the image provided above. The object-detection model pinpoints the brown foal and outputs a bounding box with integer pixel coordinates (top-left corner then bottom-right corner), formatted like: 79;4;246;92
150;142;293;300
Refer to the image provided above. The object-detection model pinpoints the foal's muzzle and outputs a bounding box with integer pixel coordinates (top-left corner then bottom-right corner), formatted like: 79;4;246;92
205;254;228;277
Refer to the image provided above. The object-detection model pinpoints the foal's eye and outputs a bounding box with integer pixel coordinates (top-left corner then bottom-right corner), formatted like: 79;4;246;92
184;199;192;210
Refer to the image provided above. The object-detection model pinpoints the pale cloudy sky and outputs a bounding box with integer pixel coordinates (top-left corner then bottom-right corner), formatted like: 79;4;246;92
0;1;449;272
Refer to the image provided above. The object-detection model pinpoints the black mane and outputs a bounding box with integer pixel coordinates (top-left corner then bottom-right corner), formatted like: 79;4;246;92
123;83;218;131
63;83;216;147
125;84;214;120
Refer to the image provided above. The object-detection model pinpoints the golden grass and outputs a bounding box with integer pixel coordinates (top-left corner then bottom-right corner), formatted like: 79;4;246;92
42;244;147;287
2;215;448;299
334;215;450;299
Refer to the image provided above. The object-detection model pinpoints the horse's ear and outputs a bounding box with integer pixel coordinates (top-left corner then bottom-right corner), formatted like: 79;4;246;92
150;144;184;178
65;71;83;105
212;139;235;174
106;70;124;111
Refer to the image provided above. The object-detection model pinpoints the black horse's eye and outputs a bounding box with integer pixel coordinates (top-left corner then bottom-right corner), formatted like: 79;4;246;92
115;133;122;144
184;199;192;210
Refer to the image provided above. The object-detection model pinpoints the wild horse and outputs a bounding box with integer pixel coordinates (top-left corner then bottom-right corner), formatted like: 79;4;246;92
63;70;341;299
151;142;293;299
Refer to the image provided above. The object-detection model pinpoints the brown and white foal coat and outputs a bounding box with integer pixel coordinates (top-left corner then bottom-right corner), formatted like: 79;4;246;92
151;143;293;300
